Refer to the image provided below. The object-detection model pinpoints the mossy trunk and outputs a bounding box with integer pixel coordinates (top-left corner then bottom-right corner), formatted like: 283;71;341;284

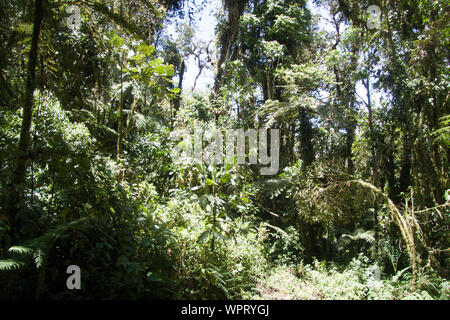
6;0;44;232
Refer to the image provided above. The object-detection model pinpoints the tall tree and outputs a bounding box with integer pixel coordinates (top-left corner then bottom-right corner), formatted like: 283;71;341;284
5;0;45;232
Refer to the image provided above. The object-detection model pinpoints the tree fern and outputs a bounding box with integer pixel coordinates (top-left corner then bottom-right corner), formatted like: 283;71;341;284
338;228;375;252
0;246;34;272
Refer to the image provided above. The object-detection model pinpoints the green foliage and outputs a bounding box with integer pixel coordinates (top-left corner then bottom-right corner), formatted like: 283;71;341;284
337;228;375;262
262;225;304;265
148;192;267;299
381;239;404;274
432;115;450;147
0;0;448;301
9;246;33;255
247;254;446;300
0;260;24;271
0;245;45;271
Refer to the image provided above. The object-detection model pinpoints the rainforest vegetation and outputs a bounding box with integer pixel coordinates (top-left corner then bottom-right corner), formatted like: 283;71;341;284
0;0;449;300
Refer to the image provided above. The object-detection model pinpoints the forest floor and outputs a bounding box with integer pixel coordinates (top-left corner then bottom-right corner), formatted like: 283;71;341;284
248;266;324;300
256;271;317;299
243;264;445;300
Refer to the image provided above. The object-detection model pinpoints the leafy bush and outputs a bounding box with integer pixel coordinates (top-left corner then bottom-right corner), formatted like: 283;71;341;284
246;254;446;300
263;225;304;265
152;191;268;299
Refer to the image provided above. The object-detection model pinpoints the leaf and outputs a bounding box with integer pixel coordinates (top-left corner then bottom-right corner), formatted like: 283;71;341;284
197;230;211;243
129;54;144;62
213;232;226;241
165;65;175;77
155;65;166;75
33;249;45;269
111;35;125;48
0;260;24;271
138;44;155;56
206;195;217;205
199;195;208;210
393;266;412;282
221;173;232;183
147;271;162;282
341;228;375;243
9;246;33;255
261;222;288;237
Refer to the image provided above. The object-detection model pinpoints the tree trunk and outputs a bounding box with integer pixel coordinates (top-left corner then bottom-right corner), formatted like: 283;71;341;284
117;62;124;163
5;0;44;230
299;110;314;168
173;59;185;126
365;75;379;260
214;0;247;93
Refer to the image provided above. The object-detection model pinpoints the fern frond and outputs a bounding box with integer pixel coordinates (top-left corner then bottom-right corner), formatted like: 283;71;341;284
33;249;46;269
9;246;34;255
260;178;290;199
341;228;375;243
0;259;24;271
261;222;289;237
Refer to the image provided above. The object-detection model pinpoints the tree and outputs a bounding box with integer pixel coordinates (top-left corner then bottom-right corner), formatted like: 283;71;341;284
6;0;45;233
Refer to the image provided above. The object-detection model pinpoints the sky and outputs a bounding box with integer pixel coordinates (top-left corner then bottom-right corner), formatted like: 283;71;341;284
165;0;220;93
164;0;381;107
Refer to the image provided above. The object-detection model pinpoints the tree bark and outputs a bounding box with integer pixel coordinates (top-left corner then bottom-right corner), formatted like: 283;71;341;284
5;0;44;229
214;0;247;93
117;60;124;182
299;110;314;168
365;75;379;260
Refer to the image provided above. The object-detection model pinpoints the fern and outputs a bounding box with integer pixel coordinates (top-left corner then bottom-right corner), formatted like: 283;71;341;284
387;246;401;273
33;249;46;269
338;228;375;253
432;115;450;147
1;218;89;272
393;266;412;282
341;228;375;243
260;178;290;199
381;239;403;273
9;246;34;255
4;246;45;270
261;222;289;237
0;259;24;271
